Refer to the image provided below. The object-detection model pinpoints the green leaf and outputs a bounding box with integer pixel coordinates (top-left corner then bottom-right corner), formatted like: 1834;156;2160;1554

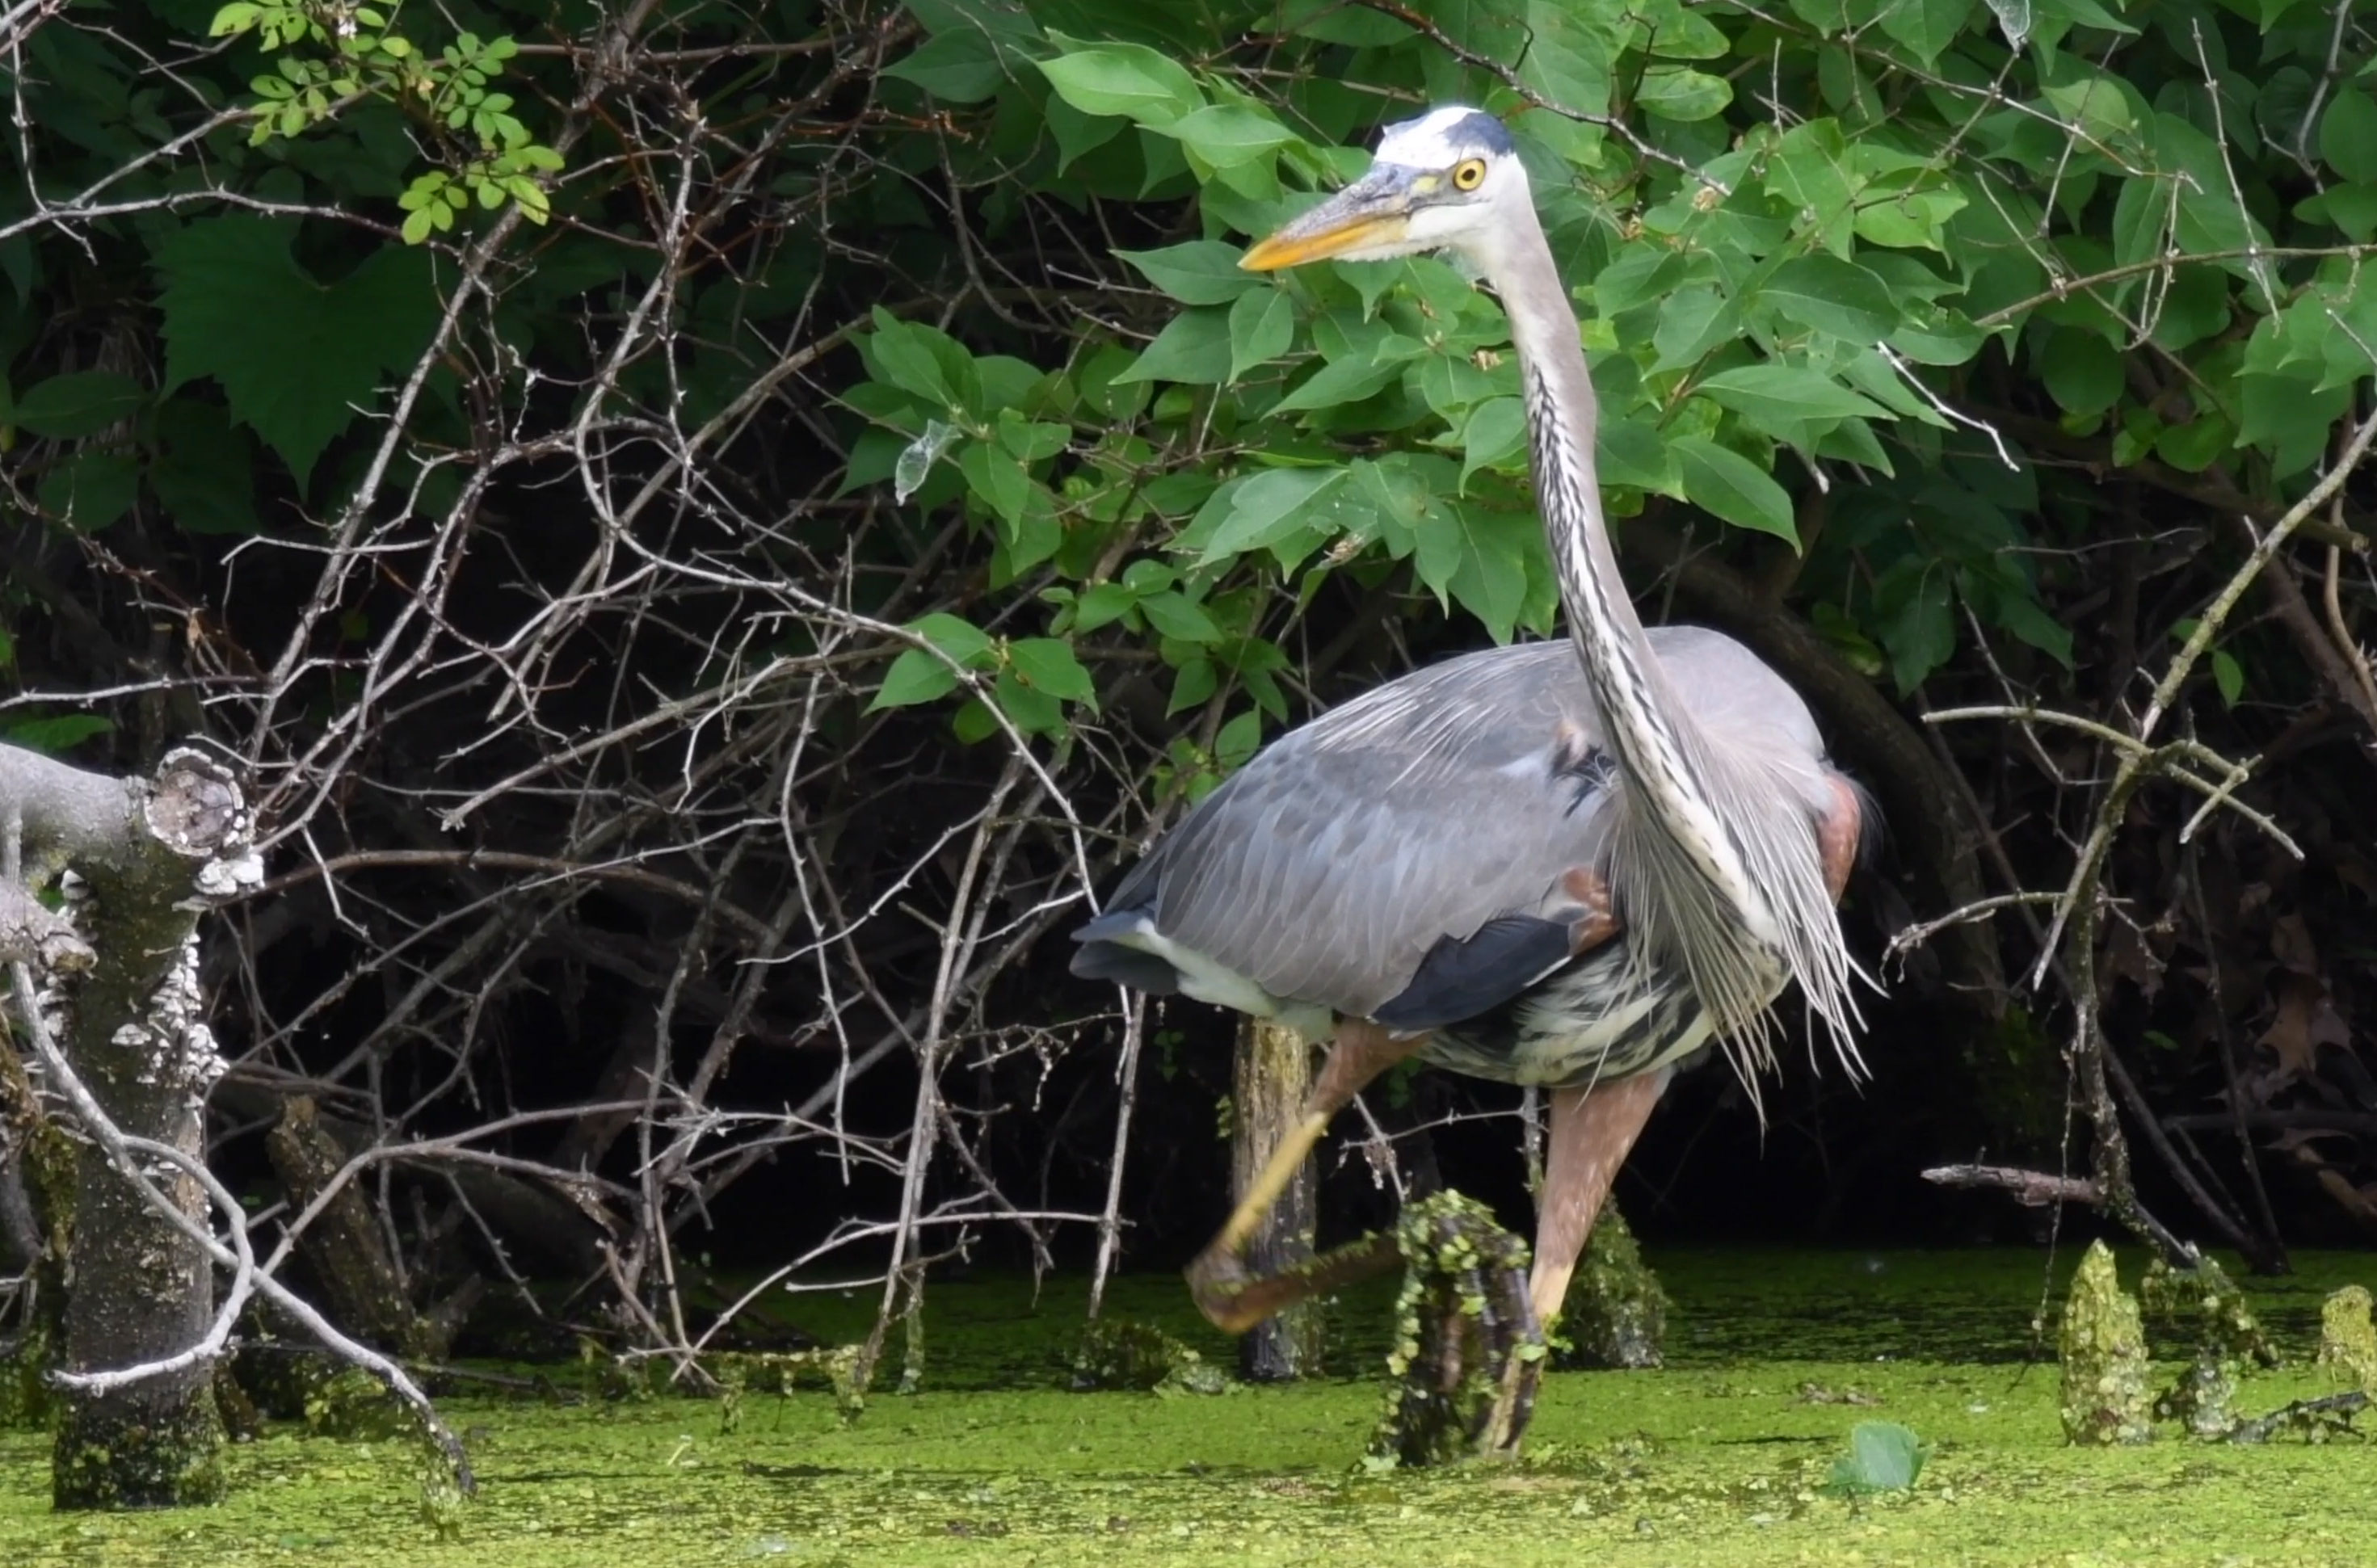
2320;90;2377;186
37;451;139;532
1071;582;1139;633
1215;709;1264;770
151;399;259;535
1008;637;1097;705
0;714;112;754
1876;0;1972;63
959;440;1031;527
912;612;993;666
871;649;961;709
2211;649;2244;708
883;31;1009;103
1824;1422;1930;1496
2038;328;2122;417
1461;397;1528;484
1114;308;1231;385
156;217;440;487
1116;241;1260;306
1034;42;1201;128
1273;353;1400;413
14;371;145;438
1695;364;1890;427
1201;468;1347;558
1673;437;1796;541
1637;65;1730;121
1228;288;1294;382
1760;256;1898;345
1160;104;1296;169
1138;591;1222;642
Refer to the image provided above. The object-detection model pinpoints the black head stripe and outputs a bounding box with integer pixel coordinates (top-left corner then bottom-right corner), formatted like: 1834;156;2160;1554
1381;107;1515;160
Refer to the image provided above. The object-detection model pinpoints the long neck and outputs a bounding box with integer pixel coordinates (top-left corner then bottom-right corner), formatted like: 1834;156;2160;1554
1484;206;1769;944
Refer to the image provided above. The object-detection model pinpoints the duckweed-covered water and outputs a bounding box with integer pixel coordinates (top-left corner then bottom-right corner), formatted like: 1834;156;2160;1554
5;1248;2374;1566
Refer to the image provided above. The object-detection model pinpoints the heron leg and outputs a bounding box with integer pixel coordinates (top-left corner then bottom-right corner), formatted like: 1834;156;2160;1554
1527;1067;1673;1331
1187;1018;1423;1333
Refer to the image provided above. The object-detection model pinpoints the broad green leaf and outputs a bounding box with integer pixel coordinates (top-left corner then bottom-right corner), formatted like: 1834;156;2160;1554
1876;0;1972;63
959;440;1031;527
1035;43;1201;128
2037;329;2122;417
2043;77;2135;142
1637;65;1730;122
911;612;994;666
37;451;137;532
156;216;440;487
1228;288;1294;382
1201;468;1347;558
151;399;259;536
1673;436;1796;540
871;649;961;709
1114;308;1231;385
0;714;112;754
1008;637;1097;704
2319;90;2377;185
993;666;1064;733
1117;241;1260;305
1461;397;1528;484
1824;1422;1930;1496
14;371;145;438
1160;104;1296;169
1071;582;1139;633
1760;256;1899;345
1696;364;1891;427
1215;709;1264;770
1521;1;1611;115
882;31;1008;103
1138;591;1222;642
1273;353;1400;413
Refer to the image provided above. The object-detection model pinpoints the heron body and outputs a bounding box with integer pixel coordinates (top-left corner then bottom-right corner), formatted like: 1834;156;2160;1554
1075;628;1835;1087
1068;106;1874;1439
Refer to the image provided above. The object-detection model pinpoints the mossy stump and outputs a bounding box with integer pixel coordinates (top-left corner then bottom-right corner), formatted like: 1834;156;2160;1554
53;1387;227;1509
2059;1240;2152;1446
1559;1203;1666;1369
2316;1285;2377;1394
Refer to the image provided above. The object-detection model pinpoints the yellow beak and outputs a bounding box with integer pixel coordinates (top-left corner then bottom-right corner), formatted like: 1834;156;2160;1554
1239;215;1409;271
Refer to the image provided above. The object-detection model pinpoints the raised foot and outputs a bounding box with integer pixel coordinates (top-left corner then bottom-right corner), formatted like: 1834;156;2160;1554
1367;1189;1545;1467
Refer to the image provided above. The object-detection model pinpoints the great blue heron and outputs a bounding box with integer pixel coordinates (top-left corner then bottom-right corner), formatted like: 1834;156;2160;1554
1073;106;1872;1444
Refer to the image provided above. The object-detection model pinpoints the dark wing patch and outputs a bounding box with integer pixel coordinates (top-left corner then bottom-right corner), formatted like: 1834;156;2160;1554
1371;916;1571;1032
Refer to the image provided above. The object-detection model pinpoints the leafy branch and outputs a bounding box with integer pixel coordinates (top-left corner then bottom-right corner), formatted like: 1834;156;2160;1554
208;1;562;241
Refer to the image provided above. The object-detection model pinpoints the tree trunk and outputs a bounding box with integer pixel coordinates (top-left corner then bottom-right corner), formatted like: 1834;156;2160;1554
0;744;258;1508
1231;1017;1324;1380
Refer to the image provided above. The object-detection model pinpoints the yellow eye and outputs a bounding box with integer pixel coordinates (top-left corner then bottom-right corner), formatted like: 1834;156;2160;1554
1451;158;1487;191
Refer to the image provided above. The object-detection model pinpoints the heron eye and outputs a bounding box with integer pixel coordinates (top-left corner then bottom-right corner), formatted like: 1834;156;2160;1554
1451;158;1487;191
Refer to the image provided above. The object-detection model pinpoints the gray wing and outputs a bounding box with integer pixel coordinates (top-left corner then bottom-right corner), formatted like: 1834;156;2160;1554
1073;626;1819;1024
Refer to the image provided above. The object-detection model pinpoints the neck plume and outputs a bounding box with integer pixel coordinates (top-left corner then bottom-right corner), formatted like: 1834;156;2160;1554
1477;200;1865;1091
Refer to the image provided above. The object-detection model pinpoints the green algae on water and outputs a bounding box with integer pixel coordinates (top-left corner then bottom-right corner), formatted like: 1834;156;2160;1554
2059;1239;2152;1445
1069;1318;1231;1396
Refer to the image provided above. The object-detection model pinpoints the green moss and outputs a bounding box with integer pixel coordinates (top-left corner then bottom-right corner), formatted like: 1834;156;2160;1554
2058;1241;2152;1446
2316;1285;2377;1394
1068;1319;1230;1396
1559;1205;1666;1370
6;1251;2375;1564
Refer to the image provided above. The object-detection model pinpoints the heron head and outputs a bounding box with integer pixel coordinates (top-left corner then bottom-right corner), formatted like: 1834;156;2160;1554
1240;107;1526;273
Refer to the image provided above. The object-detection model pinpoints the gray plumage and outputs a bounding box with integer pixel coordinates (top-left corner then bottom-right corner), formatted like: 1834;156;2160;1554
1072;104;1871;1099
